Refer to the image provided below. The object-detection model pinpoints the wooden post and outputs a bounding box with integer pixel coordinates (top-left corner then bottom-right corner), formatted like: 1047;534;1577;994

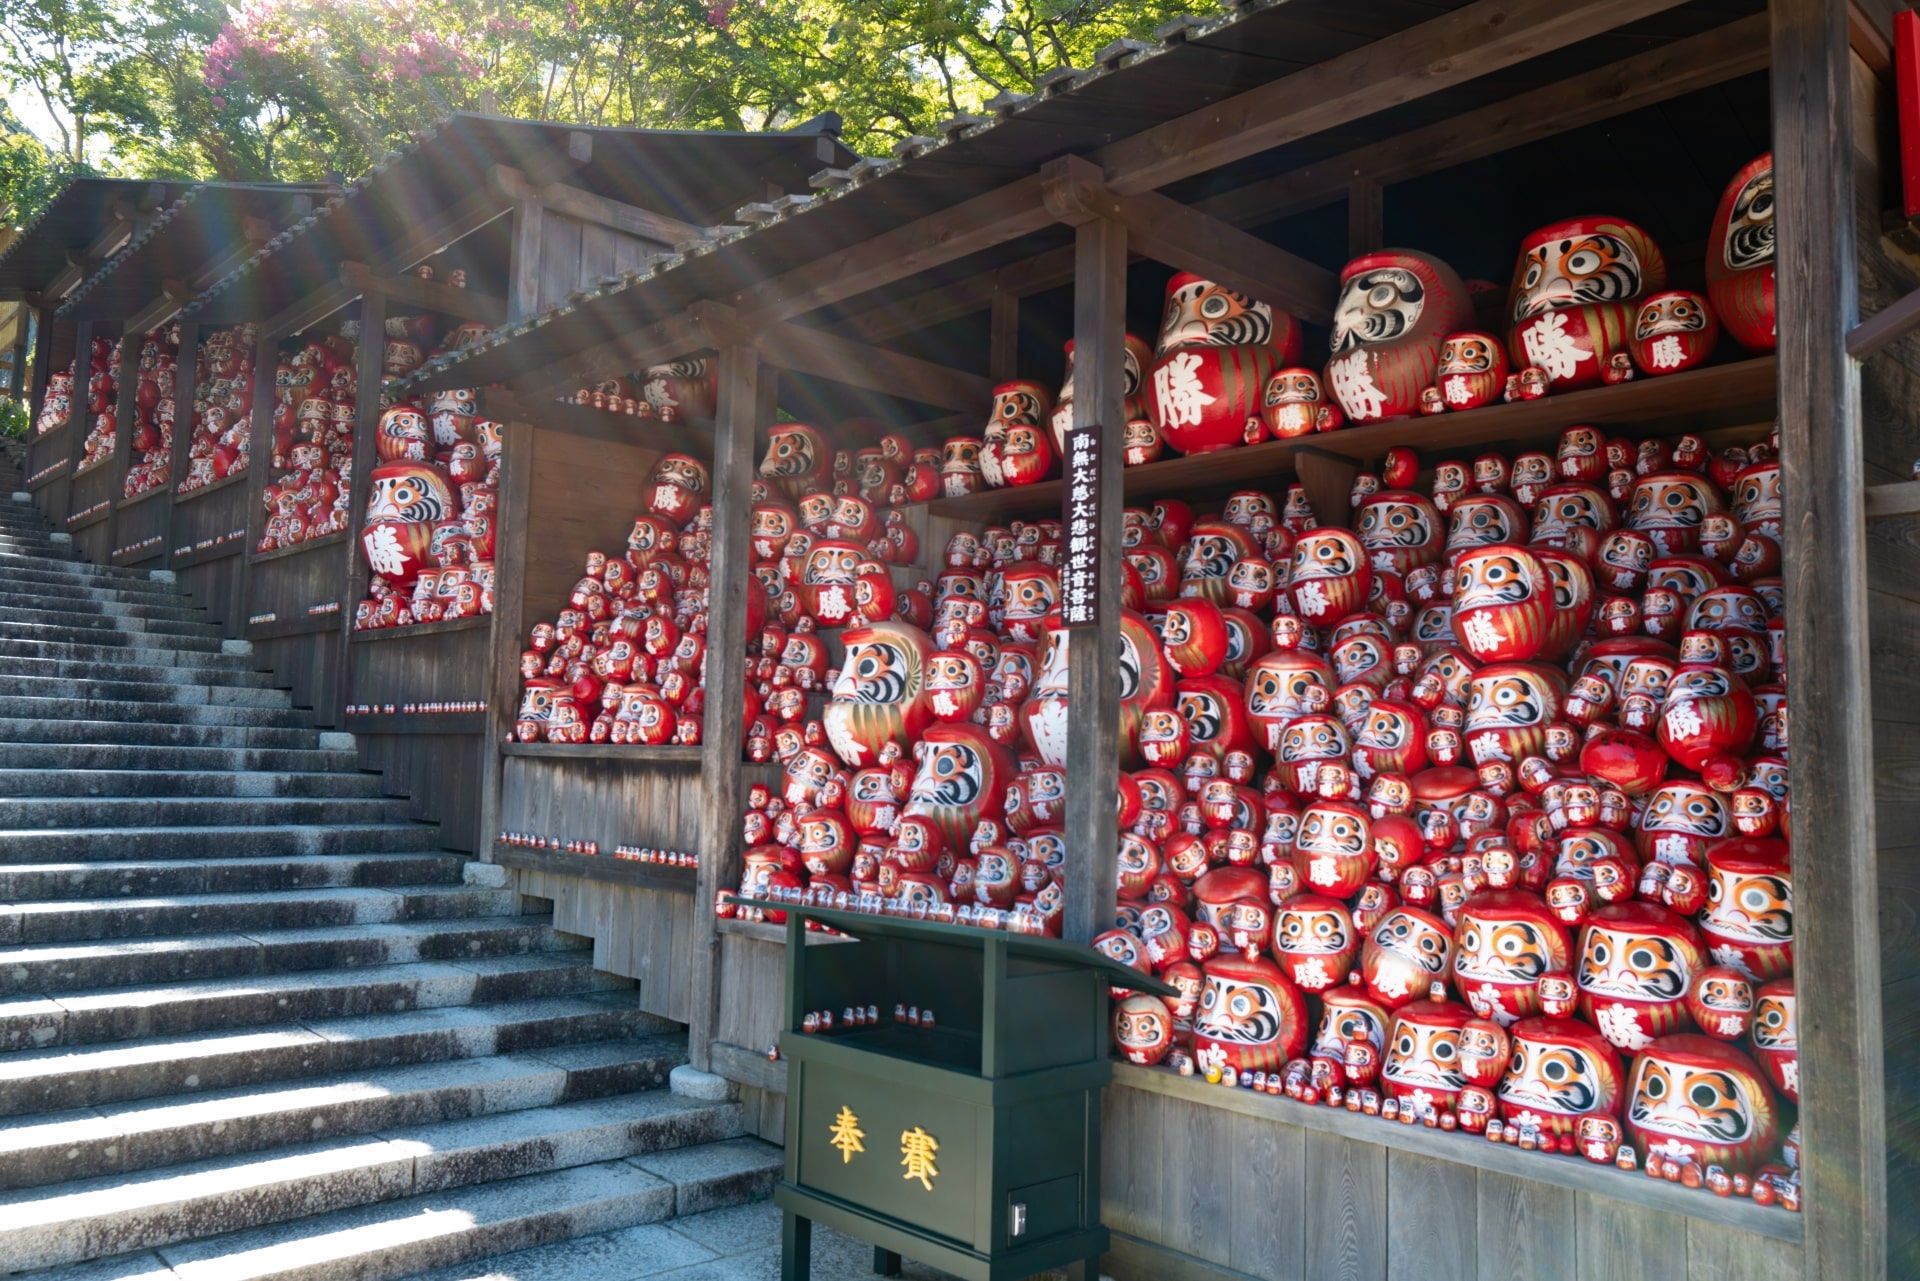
160;320;201;557
989;292;1020;383
63;320;96;490
334;290;387;718
108;329;138;552
27;306;53;418
477;417;535;859
1773;0;1886;1277
508;201;544;322
1293;446;1360;531
241;330;278;561
690;338;759;1071
1347;179;1384;257
1061;216;1127;944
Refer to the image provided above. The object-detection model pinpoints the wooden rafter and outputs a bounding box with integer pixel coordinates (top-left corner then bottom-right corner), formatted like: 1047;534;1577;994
339;261;507;325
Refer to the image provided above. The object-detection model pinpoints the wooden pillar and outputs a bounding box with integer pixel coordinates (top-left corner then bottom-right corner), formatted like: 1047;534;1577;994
1293;446;1360;531
161;320;201;552
989;292;1020;383
108;328;139;551
7;329;28;404
508;202;544;322
242;331;279;558
1347;179;1384;258
63;319;96;487
1773;0;1886;1277
27;306;54;418
1061;216;1127;944
690;339;759;1071
334;290;387;717
478;417;536;858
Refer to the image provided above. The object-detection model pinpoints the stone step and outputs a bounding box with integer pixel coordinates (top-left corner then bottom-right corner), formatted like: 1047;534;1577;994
0;635;255;668
0;769;387;801
0;1094;756;1272
0;550;165;582
4;884;524;945
0;796;413;832
5;1138;783;1281
0;695;313;728
0;603;218;633
0;571;194;606
0;719;328;751
0;622;228;654
0;951;625;1056
0;822;444;865
0;1031;678;1188
0;577;194;609
0;851;468;905
0;673;291;708
0;652;281;688
0;913;578;995
0;992;648;1118
0;743;361;774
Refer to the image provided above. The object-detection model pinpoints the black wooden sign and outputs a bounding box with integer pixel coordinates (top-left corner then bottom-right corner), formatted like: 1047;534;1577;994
1061;425;1100;626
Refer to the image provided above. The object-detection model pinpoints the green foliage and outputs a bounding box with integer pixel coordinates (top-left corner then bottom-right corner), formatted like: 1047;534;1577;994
0;395;28;438
0;0;1214;221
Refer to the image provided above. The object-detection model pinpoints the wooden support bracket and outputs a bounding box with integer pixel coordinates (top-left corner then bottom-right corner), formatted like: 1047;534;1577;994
1040;156;1337;326
339;261;508;325
492;163;699;248
1847;281;1920;359
1865;479;1920;518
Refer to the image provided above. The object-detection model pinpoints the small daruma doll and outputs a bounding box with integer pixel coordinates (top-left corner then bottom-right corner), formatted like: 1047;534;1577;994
1577;902;1705;1052
1324;249;1475;424
1706;153;1777;352
1290;528;1371;625
1630;290;1719;377
1112;992;1176;1066
1260;367;1342;439
1699;836;1793;980
1626;1034;1780;1172
1499;1016;1624;1139
1751;979;1798;1101
1381;998;1473;1117
1507;215;1666;392
1427;332;1509;412
1192;953;1309;1074
1270;894;1357;992
1361;906;1456;1008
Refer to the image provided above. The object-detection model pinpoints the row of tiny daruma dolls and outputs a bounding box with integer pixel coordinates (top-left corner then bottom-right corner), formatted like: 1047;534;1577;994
917;152;1775;498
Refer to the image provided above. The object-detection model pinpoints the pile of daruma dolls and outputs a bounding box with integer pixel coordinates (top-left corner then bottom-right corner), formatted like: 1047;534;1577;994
174;325;258;495
123;326;182;498
254;326;359;551
350;278;503;629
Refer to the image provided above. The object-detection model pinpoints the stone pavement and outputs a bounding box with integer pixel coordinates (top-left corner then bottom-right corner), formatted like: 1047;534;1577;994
414;1198;1090;1281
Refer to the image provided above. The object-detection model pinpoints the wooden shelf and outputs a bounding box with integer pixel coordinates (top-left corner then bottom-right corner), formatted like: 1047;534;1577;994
251;531;348;564
710;1039;789;1093
928;358;1778;521
500;742;704;763
1113;1062;1801;1244
343;710;487;735
489;841;696;894
173;470;250;505
1866;479;1920;518
350;614;493;644
716;915;851;946
115;484;169;510
170;540;246;570
248;615;344;641
64;507;110;532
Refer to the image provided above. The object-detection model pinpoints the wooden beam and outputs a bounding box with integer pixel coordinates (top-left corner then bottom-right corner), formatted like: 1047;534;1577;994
1847;280;1920;358
106;329;139;552
1866;479;1920;518
339;261;507;325
1850;0;1895;83
1200;13;1772;230
334;289;388;717
731;174;1053;324
478;416;536;879
1089;0;1696;196
1042;155;1337;325
493;164;697;248
1347;180;1383;257
241;329;278;566
989;292;1019;382
690;338;760;1070
62;318;95;484
1773;0;1887;1277
846;15;1769;347
125;280;198;339
1061;213;1127;946
503;310;712;402
1293;446;1359;531
162;320;199;539
753;319;993;412
508;200;544;322
477;387;712;455
44;252;97;301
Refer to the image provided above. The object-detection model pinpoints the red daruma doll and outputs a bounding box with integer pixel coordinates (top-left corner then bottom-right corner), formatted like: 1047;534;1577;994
1324;250;1474;424
1507;216;1666;392
1706;153;1777;352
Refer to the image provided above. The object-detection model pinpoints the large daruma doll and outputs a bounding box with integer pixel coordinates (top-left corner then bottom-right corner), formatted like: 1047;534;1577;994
902;722;1017;853
363;462;458;589
1706;154;1776;352
1192;953;1309;1074
823;620;933;768
1507;216;1666;392
1324;249;1474;424
1147;274;1299;455
1626;1034;1780;1172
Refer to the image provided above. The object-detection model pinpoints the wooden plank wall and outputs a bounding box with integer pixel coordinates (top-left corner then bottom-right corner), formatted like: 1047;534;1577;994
1099;1084;1800;1281
716;930;793;1141
112;489;170;569
171;483;250;628
497;756;703;863
66;459;114;563
347;624;489;849
1851;47;1920;1281
24;424;73;524
532;212;666;317
521;424;662;611
515;865;696;1024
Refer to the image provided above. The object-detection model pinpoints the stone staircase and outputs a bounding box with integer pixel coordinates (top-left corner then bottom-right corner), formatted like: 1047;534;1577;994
0;456;780;1280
